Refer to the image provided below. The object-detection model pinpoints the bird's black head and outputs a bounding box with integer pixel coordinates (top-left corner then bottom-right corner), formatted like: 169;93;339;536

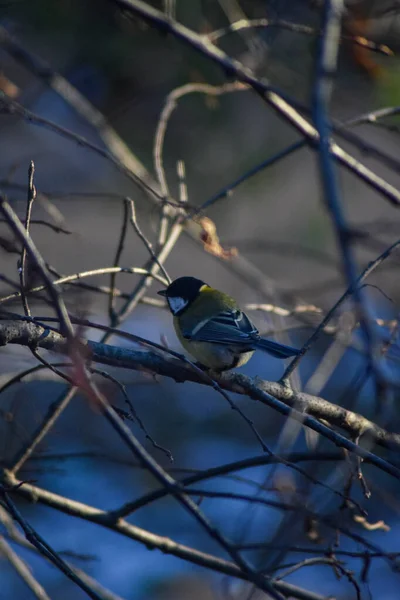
158;276;208;315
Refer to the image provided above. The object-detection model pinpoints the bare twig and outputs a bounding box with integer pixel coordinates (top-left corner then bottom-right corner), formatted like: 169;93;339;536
207;16;393;57
91;367;173;461
344;106;400;129
0;266;169;306
127;198;171;284
0;361;74;400
9;387;76;476
109;199;129;321
275;555;362;600
154;81;246;202
0;535;51;600
18;161;36;317
192;140;305;218
153;83;245;247
0;218;73;234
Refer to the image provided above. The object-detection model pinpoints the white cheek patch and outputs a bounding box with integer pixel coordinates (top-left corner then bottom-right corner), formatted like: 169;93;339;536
168;296;188;315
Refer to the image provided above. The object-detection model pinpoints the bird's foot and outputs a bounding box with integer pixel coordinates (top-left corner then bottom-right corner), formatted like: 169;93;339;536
278;376;292;390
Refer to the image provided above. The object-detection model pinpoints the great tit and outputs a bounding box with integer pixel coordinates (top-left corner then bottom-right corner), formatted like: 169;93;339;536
158;276;300;371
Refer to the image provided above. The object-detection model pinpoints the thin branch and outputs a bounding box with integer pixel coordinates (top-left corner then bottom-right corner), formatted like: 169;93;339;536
91;367;173;461
191;139;305;218
0;535;51;600
19;160;36;317
154;81;246;201
207;17;393;57
0;361;75;403
9;387;76;476
0;266;169;305
0;218;73;234
335;126;400;177
152;84;244;248
345;106;400;129
238;542;399;559
275;556;361;600
127;198;171;284
109;199;129;321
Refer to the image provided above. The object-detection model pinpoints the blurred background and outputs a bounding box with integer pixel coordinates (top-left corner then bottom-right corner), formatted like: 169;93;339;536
0;0;400;598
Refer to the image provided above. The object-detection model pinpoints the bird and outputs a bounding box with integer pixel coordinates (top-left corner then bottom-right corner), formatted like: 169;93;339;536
158;276;300;372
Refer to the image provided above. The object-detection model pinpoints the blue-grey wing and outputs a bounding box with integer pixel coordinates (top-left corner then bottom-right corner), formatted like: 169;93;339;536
184;310;259;346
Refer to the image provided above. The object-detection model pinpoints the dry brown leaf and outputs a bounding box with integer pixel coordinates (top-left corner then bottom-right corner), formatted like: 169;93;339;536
198;216;238;260
0;73;19;98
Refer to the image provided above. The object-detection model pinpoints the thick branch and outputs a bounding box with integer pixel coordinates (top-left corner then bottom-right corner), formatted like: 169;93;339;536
0;319;399;473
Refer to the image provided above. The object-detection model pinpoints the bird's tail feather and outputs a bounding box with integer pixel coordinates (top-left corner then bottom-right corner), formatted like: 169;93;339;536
255;338;300;359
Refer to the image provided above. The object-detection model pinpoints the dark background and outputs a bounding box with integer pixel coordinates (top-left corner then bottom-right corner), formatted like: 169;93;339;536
0;1;400;598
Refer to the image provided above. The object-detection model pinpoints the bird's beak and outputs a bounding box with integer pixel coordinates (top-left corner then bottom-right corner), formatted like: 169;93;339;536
157;289;167;297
